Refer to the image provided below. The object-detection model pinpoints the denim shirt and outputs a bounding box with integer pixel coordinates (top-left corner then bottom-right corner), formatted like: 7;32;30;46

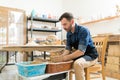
66;24;98;61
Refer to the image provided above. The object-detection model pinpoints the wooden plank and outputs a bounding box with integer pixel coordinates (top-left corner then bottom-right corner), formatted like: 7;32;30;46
108;45;120;57
1;45;65;48
106;63;120;73
0;45;65;52
23;11;27;45
108;35;120;42
0;6;25;13
107;56;120;65
105;69;120;79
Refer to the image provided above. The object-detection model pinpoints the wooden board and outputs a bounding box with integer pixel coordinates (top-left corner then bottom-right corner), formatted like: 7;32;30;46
107;56;120;65
0;45;65;52
105;69;120;79
108;45;120;57
106;63;120;73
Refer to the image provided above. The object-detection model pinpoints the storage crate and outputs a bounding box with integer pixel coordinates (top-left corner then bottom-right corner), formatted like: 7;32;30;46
16;62;47;77
46;61;73;73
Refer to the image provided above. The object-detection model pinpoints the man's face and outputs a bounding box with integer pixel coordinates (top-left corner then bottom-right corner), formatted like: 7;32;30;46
61;18;73;32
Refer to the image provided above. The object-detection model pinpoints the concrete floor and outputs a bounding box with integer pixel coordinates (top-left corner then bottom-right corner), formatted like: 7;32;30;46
0;65;118;80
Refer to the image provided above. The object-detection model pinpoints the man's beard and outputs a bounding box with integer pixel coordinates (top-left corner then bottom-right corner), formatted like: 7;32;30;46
68;24;72;32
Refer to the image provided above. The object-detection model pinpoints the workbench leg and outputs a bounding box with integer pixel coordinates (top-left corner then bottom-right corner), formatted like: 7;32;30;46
0;51;9;73
31;51;34;61
43;51;46;59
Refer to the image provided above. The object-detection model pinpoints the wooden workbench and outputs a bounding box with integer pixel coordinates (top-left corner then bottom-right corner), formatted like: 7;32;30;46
0;45;69;80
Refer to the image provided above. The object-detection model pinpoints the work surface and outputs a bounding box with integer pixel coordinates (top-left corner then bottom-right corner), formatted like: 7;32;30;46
0;45;65;52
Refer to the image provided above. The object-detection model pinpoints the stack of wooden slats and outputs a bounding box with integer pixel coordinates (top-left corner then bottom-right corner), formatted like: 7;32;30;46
105;45;120;79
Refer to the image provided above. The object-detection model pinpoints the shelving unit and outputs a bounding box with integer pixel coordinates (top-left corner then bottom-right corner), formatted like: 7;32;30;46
28;17;59;23
27;17;61;39
22;15;67;80
28;28;62;32
27;16;61;60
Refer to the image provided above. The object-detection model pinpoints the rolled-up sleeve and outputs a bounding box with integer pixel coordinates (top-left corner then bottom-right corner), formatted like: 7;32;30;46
78;29;89;52
66;45;71;50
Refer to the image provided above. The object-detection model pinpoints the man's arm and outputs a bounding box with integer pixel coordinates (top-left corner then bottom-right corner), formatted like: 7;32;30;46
63;28;90;61
63;50;84;61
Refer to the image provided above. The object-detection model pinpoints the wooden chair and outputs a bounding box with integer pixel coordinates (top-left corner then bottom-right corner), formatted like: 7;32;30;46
69;36;108;80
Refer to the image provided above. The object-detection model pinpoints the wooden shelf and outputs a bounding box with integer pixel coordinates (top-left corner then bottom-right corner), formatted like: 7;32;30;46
28;17;59;23
81;15;120;25
28;28;62;32
18;70;69;80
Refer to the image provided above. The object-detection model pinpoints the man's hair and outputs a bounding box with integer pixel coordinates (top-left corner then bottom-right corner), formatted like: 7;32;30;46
59;12;74;21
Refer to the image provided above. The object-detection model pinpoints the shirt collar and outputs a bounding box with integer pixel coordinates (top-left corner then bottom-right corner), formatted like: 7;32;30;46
74;23;79;33
67;23;79;36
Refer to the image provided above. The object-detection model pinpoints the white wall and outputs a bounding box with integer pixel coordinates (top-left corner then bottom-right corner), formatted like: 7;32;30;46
0;0;63;16
62;0;120;36
0;0;120;39
63;0;120;19
0;0;64;40
82;17;120;36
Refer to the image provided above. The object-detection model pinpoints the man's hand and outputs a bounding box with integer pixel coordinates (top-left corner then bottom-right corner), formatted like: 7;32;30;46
61;50;70;56
51;55;64;62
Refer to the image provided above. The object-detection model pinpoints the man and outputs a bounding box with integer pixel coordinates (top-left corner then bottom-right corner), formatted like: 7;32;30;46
51;12;98;80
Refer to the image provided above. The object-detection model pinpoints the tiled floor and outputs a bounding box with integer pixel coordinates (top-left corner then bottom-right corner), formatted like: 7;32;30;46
0;65;18;80
0;65;119;80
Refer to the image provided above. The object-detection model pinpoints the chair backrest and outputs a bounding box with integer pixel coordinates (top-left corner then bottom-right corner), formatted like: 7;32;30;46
92;36;108;66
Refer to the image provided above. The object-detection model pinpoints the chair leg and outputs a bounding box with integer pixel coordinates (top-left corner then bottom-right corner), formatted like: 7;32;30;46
85;68;90;80
102;69;106;80
69;71;74;80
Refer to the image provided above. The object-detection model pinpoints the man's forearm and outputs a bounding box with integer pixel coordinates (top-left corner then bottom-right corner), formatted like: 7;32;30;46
63;50;84;61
